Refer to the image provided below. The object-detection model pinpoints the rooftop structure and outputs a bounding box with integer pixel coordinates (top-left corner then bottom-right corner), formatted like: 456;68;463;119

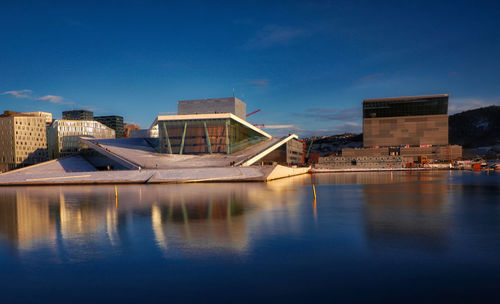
62;110;94;121
22;111;53;125
0;113;48;172
178;97;246;120
363;94;449;147
95;115;124;138
47;120;115;159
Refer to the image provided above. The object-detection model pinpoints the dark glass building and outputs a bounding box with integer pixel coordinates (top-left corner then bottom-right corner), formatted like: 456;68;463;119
362;94;449;147
95;116;124;138
62;110;94;121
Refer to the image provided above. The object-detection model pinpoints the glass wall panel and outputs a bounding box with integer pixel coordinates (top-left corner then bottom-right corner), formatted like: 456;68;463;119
159;119;228;154
229;119;267;154
363;96;448;118
158;118;267;154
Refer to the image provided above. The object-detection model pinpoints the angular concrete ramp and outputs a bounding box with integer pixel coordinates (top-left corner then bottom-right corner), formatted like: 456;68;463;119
79;135;298;169
265;165;311;181
0;163;309;185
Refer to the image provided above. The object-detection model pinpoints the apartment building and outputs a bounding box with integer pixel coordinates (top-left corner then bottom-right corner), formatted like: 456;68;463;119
0;112;48;172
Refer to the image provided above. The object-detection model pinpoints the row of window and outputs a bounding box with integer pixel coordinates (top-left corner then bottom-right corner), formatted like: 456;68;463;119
16;136;44;142
15;121;43;127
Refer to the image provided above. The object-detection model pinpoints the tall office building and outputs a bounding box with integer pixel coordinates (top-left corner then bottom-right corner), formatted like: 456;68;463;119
95;116;124;138
62;110;94;121
0;112;48;172
363;94;449;147
47;120;115;159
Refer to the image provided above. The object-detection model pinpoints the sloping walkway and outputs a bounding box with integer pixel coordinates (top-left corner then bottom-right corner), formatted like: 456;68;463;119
80;136;288;169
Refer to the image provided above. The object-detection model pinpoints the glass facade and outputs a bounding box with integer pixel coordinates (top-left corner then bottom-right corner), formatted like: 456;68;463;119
95;116;124;138
47;120;116;159
158;118;267;154
363;96;448;118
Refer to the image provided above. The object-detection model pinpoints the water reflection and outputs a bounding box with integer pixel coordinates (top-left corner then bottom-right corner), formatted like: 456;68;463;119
362;180;451;250
311;170;450;185
0;190;56;252
0;171;498;261
1;171;499;303
0;175;309;258
151;190;250;253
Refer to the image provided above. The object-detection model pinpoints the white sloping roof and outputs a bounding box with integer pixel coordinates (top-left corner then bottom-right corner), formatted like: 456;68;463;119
239;134;299;166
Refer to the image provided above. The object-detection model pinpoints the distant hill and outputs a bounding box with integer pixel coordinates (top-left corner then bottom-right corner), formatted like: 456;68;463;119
305;133;362;156
303;105;500;156
449;105;500;148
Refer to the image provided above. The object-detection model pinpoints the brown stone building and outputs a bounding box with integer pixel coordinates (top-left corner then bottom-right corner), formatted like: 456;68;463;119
336;94;462;164
363;94;449;147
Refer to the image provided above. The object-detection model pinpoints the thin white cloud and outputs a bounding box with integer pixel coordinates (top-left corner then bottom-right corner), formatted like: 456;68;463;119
2;89;103;112
244;25;306;50
263;124;296;129
241;78;270;87
1;89;33;99
294;106;361;121
37;95;68;104
357;73;385;83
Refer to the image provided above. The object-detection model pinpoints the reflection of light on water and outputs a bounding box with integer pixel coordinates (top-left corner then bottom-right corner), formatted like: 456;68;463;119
0;180;311;258
106;206;119;246
10;191;56;252
312;199;317;225
151;192;250;255
151;205;167;251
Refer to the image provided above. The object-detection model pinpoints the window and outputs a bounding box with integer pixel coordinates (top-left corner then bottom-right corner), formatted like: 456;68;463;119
363;96;448;118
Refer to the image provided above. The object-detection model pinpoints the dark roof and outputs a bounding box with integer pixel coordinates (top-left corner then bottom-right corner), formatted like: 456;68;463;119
0;111;31;118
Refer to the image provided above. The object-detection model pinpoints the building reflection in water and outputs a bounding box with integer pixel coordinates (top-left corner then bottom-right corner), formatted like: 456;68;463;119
311;170;449;186
151;190;249;253
0;176;308;258
361;172;451;250
0;189;57;252
148;177;308;255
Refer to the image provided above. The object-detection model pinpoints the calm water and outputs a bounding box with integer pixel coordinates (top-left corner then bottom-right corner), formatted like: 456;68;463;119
0;171;499;303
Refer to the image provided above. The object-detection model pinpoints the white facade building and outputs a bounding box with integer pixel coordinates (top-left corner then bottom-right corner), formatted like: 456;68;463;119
47;120;115;159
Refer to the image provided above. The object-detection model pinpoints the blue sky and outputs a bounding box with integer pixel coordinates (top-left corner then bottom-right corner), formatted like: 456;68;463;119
1;0;499;137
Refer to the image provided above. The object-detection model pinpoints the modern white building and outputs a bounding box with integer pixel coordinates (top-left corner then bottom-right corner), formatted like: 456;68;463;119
47;120;115;159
